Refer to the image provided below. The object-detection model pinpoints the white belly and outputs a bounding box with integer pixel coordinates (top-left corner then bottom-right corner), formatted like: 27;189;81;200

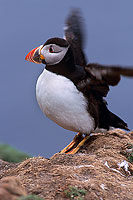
36;69;94;134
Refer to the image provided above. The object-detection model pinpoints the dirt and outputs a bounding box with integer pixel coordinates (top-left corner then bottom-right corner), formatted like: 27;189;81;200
0;129;133;200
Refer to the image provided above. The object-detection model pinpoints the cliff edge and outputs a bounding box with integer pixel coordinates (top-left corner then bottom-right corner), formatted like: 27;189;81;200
0;129;133;200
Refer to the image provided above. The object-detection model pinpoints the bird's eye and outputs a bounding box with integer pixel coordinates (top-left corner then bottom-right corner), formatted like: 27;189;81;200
49;46;54;53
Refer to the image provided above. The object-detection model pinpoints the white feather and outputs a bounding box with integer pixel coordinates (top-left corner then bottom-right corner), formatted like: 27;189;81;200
36;69;95;134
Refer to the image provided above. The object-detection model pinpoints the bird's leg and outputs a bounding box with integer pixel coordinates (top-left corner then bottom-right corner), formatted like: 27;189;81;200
60;132;83;153
66;135;90;154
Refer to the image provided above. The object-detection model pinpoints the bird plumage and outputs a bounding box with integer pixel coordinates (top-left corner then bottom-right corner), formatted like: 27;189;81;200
36;69;95;134
26;9;133;136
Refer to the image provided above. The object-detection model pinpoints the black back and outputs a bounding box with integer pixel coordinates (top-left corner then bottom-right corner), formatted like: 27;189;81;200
45;9;133;131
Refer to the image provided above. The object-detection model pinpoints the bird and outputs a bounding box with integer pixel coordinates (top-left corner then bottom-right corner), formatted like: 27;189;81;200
25;9;133;154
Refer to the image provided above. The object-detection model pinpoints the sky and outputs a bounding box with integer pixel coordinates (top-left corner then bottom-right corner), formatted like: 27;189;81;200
0;0;133;158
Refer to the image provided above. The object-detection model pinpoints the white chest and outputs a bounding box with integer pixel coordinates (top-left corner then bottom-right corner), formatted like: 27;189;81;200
36;69;94;134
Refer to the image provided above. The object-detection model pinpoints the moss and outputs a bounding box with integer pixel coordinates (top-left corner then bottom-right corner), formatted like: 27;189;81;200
127;143;133;163
0;144;31;163
128;152;133;163
64;186;87;200
18;195;44;200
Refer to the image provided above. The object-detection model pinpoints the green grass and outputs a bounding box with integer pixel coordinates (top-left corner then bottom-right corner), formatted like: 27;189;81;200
0;144;31;163
128;152;133;163
127;143;133;163
64;186;87;200
18;195;44;200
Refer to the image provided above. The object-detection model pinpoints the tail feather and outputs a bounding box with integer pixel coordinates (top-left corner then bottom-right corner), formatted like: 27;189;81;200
109;111;130;131
96;99;129;131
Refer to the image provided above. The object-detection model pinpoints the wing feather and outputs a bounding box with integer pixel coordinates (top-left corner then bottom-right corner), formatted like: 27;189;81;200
77;63;133;97
86;63;133;86
64;9;86;66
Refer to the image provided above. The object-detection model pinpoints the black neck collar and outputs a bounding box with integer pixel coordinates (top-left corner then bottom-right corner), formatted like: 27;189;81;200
45;47;86;84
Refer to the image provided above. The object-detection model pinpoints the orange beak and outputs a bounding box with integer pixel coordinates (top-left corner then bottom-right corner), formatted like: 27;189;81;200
25;45;45;64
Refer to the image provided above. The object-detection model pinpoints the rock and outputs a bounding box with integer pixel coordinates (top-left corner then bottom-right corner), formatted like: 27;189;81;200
0;176;27;200
0;129;133;200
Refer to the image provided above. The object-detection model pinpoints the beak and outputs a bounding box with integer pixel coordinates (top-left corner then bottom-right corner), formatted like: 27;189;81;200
25;45;45;64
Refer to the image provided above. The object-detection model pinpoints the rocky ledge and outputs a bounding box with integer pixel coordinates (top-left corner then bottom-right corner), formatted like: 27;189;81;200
0;129;133;200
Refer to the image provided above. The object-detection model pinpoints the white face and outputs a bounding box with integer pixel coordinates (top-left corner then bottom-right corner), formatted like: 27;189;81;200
40;44;69;65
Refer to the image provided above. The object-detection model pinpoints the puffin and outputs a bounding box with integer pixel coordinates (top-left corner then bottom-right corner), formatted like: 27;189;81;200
25;9;133;154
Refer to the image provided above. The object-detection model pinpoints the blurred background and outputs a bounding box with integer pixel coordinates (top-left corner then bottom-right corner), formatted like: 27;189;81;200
0;0;133;158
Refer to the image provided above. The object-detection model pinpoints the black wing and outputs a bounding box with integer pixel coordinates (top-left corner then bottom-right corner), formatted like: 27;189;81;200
64;9;86;67
86;63;133;85
78;63;133;97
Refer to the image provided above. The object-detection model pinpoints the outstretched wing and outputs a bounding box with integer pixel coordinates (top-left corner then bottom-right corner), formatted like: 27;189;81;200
64;9;86;67
65;10;133;97
86;63;133;85
78;63;133;97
